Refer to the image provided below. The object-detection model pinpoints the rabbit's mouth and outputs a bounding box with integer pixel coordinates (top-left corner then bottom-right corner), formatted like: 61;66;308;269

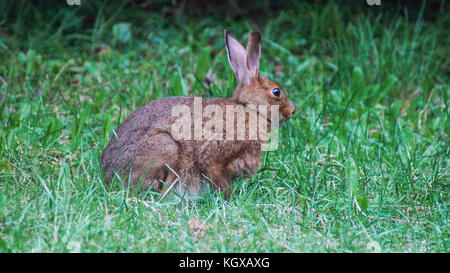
279;116;289;125
258;110;291;125
280;100;296;122
281;113;292;123
280;106;295;121
279;110;292;124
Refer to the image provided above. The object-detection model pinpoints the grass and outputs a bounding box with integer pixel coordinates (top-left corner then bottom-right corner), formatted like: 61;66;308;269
0;0;448;252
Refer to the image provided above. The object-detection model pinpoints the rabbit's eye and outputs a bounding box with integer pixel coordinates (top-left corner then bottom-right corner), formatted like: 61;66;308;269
272;88;281;98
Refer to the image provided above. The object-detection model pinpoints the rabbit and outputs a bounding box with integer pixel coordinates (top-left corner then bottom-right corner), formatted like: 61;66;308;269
101;30;295;199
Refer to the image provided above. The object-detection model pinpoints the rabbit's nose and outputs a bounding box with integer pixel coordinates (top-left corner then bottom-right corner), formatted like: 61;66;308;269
289;101;296;115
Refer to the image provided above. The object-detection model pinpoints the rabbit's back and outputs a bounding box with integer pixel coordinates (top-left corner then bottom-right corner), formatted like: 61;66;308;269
101;96;193;188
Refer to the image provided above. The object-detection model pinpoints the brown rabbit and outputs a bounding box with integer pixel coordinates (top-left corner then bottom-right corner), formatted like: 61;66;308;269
101;30;295;199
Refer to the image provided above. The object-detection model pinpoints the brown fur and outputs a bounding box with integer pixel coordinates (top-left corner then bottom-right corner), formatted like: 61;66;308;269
101;30;295;199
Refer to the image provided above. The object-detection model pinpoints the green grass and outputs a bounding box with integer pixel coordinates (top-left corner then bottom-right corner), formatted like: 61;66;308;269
0;1;448;252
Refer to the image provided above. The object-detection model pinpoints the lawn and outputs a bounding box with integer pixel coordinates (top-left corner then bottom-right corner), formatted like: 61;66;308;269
0;0;448;252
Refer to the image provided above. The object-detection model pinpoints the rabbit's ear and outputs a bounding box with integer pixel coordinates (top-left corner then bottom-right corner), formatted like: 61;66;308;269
246;30;261;79
225;30;249;84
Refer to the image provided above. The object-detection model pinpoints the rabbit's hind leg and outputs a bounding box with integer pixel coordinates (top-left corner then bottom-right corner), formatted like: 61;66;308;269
131;133;180;191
